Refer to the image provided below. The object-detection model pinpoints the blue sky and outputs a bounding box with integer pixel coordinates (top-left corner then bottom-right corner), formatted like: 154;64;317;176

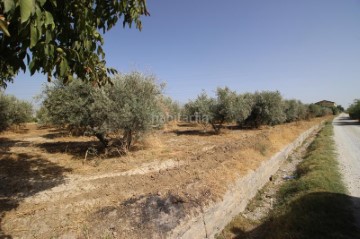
5;0;360;108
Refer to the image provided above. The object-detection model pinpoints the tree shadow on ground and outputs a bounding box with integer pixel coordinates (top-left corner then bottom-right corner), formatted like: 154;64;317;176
0;138;31;152
37;140;101;158
176;122;200;128
170;129;216;136
0;152;72;238
333;117;360;126
228;192;360;239
41;128;72;139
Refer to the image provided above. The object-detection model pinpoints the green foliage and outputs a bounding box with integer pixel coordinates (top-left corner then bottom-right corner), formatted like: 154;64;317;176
184;88;334;132
0;92;33;131
0;0;149;87
184;87;248;133
184;91;214;129
336;105;344;113
35;105;50;125
244;91;286;128
331;106;340;115
284;99;308;122
41;71;162;151
348;99;360;120
209;87;237;133
308;104;327;118
158;96;182;122
235;93;254;126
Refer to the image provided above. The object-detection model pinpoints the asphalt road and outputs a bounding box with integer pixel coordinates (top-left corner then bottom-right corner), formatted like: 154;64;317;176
333;113;360;228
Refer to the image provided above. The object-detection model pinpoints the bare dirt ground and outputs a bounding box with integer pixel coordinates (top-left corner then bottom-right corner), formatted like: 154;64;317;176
0;118;326;238
333;113;360;229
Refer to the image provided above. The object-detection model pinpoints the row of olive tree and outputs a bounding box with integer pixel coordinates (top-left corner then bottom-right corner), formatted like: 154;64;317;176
348;99;360;121
0;92;33;131
38;72;163;152
184;88;334;133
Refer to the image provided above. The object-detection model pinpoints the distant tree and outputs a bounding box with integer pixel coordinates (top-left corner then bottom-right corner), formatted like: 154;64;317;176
41;71;162;152
331;106;340;115
235;93;254;126
308;104;323;118
36;105;51;125
308;103;334;117
210;87;243;133
158;96;182;123
185;87;254;134
184;91;214;130
336;105;345;113
348;99;360;121
284;99;308;122
244;91;286;128
0;92;33;131
0;0;149;88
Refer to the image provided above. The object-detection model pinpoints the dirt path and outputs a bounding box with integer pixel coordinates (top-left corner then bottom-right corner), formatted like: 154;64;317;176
333;113;360;228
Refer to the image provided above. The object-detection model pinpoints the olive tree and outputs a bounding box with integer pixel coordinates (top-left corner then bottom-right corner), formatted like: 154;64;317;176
244;91;286;128
283;99;308;122
307;104;332;118
185;87;252;134
210;87;243;133
41;71;162;152
158;96;182;123
0;92;33;131
184;91;214;130
235;93;254;126
0;0;149;87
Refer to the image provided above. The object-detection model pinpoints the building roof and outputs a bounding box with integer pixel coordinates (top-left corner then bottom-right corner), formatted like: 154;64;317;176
315;100;335;104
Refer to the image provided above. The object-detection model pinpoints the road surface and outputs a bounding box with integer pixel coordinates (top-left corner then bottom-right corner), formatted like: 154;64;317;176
333;113;360;227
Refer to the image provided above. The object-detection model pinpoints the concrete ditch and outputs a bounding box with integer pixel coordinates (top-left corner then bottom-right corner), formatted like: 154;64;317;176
169;123;323;239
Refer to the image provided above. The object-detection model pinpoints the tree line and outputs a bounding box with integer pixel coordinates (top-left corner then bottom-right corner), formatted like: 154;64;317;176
183;88;339;134
34;72;341;155
0;72;341;154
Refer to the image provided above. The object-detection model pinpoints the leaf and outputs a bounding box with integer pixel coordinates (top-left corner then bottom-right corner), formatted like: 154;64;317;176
29;60;36;75
30;22;38;48
44;44;49;55
45;11;55;29
59;58;69;76
45;29;52;43
20;0;35;23
0;19;10;37
44;11;55;29
3;0;15;13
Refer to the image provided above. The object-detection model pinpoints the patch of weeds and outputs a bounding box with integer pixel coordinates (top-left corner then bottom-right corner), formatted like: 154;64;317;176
82;225;91;239
246;187;267;212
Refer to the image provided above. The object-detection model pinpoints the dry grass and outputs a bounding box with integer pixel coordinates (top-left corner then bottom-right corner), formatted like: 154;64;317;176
0;117;331;238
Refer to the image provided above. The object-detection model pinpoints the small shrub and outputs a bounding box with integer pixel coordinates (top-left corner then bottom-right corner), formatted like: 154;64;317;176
348;99;360;120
